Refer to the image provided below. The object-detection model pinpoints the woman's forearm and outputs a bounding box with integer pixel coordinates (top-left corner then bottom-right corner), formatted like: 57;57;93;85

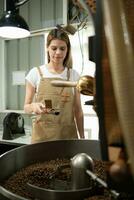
75;111;85;138
24;103;34;114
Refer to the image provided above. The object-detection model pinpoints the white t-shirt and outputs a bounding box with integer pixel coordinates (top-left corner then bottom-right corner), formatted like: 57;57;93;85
25;65;80;91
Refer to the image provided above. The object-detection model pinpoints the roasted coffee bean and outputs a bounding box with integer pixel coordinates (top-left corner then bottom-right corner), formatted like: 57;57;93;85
0;158;132;200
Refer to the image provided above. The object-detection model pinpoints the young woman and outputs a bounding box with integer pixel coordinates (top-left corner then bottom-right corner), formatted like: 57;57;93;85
24;28;84;143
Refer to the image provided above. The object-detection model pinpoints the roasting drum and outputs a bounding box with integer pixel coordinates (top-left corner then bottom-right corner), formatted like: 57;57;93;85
0;139;101;200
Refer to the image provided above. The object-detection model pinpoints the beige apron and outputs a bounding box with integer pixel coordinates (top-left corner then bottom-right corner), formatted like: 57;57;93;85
31;67;78;143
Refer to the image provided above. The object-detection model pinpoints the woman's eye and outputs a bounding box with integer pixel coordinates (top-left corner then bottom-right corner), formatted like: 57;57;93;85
51;47;57;50
60;47;66;51
51;46;66;51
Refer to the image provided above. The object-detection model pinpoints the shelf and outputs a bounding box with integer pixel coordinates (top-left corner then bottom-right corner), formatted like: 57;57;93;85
0;110;26;114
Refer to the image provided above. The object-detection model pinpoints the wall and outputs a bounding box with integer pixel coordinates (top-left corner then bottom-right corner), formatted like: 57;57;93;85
20;0;67;31
5;35;44;110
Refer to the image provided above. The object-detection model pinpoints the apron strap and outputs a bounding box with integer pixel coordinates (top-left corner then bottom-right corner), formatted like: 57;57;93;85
37;67;43;78
67;67;70;81
37;66;70;81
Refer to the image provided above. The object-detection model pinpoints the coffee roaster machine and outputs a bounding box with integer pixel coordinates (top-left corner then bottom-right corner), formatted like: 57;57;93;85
0;0;134;199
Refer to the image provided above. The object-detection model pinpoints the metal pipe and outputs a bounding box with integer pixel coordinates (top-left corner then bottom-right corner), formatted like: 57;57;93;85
5;0;16;11
15;0;29;7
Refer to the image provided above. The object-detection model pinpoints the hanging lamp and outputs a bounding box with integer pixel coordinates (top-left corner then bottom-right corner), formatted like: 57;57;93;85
0;0;30;39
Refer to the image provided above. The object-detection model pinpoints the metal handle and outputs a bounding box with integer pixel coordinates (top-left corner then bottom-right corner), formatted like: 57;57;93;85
51;80;77;87
86;169;120;199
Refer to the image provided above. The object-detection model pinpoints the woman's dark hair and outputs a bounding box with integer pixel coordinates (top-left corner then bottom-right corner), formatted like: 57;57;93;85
47;28;72;68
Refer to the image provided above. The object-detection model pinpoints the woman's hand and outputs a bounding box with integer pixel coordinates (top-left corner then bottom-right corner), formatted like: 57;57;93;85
31;102;47;114
24;82;50;115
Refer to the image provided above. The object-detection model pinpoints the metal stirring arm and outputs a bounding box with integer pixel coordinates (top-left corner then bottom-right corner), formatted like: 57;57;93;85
86;169;120;199
71;153;120;199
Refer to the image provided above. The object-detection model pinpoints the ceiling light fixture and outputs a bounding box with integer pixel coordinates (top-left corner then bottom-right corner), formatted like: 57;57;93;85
0;0;30;39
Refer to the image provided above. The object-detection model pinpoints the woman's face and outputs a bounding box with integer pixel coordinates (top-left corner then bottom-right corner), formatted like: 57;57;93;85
47;39;68;65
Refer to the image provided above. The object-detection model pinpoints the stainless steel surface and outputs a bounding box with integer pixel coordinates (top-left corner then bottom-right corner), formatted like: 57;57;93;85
71;153;94;189
0;139;101;200
27;182;91;200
